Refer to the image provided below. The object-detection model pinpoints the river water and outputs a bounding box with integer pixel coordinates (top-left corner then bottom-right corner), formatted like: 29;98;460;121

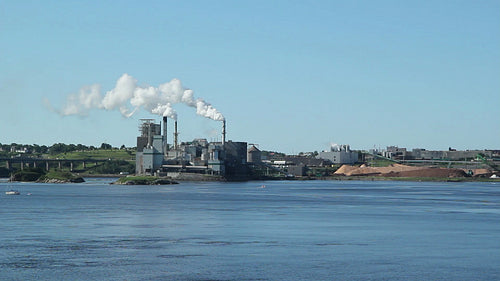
0;179;499;280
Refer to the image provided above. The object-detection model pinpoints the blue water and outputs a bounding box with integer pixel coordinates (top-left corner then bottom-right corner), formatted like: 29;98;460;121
1;179;499;280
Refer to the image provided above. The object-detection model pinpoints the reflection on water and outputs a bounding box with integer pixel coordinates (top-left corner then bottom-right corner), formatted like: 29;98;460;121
1;179;499;280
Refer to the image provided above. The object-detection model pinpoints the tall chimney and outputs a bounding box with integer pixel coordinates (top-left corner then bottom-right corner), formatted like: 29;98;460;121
222;120;226;144
174;120;179;150
162;116;168;154
147;122;152;148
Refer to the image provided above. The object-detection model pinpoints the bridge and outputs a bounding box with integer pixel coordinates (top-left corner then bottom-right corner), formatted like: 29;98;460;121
0;157;110;171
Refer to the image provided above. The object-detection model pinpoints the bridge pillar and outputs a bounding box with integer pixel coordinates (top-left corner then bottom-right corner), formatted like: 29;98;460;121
70;162;74;171
33;161;37;168
46;161;49;171
82;161;86;169
21;161;24;170
58;161;62;169
6;160;10;170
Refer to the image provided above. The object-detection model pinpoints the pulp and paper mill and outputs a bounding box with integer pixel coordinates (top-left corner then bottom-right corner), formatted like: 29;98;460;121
136;117;249;179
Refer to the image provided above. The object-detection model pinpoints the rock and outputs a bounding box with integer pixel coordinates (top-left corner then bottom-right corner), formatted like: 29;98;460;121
112;177;178;185
70;177;85;183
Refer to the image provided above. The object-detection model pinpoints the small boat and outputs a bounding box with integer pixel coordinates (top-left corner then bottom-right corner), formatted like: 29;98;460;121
5;190;20;195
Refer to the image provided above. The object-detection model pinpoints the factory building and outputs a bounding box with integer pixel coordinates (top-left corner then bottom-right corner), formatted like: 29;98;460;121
383;146;495;161
135;117;248;179
135;119;164;175
247;145;261;163
317;144;358;164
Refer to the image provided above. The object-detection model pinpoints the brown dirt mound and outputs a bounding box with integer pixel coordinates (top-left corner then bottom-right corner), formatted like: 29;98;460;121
348;166;382;176
336;164;423;176
385;168;468;178
334;165;360;175
336;164;469;178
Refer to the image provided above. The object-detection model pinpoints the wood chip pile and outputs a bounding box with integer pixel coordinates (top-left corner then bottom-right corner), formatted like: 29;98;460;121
334;164;469;178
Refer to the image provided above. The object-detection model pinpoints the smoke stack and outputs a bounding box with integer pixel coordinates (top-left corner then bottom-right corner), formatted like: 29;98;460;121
162;116;168;154
147;123;152;148
174;120;179;150
222;120;226;144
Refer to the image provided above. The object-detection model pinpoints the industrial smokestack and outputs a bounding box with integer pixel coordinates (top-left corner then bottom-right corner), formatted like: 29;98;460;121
147;123;152;148
174;120;179;150
162;116;168;154
222;120;226;144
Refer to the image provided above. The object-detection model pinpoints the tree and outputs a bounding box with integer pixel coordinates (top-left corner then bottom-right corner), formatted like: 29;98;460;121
76;144;88;151
40;145;49;154
100;143;112;150
50;143;66;154
68;144;77;152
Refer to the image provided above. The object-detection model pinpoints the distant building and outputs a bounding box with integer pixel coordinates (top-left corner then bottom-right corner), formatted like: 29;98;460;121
287;164;307;176
247;145;261;163
411;149;492;160
284;156;330;167
381;146;496;161
12;147;29;154
384;146;408;160
317;144;358;164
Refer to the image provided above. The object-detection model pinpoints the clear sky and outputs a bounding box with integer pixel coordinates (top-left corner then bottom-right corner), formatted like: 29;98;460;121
1;0;499;154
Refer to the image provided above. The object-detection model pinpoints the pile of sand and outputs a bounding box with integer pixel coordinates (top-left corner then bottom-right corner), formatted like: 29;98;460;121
335;164;469;178
334;165;360;175
383;168;468;178
335;164;422;176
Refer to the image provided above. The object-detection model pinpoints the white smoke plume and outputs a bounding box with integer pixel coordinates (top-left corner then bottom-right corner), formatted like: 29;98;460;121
44;84;102;116
47;74;225;121
330;143;341;152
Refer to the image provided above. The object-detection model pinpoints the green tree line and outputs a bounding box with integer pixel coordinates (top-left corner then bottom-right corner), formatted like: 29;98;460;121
0;142;131;157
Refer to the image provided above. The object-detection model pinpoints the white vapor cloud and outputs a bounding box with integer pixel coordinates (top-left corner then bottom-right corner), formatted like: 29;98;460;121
46;74;225;121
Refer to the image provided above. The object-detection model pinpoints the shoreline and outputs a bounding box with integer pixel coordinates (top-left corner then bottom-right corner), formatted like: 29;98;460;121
2;175;499;183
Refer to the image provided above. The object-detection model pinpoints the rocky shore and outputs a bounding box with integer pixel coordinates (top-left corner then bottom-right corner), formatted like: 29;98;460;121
111;176;178;185
36;177;85;183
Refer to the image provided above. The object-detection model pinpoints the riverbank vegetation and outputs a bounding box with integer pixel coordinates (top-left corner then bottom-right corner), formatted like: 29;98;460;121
113;176;178;185
10;168;84;183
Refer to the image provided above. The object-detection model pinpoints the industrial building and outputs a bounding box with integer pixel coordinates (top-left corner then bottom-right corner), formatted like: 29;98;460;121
247;145;261;163
135;117;249;179
317;144;358;164
383;146;496;161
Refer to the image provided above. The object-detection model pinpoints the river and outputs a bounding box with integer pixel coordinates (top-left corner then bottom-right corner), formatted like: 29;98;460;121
1;179;499;280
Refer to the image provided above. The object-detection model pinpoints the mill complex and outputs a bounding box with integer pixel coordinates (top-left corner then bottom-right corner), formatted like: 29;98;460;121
135;117;249;179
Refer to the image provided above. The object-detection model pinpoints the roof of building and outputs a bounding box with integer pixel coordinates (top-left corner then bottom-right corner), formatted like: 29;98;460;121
248;145;260;152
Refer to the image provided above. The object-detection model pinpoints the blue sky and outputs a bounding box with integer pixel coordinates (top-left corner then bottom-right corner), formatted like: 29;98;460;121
1;0;499;153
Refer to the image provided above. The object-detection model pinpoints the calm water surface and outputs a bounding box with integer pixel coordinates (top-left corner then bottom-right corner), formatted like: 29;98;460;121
1;179;499;280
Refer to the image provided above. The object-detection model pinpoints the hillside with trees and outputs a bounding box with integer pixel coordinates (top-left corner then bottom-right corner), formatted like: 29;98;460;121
0;142;135;177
